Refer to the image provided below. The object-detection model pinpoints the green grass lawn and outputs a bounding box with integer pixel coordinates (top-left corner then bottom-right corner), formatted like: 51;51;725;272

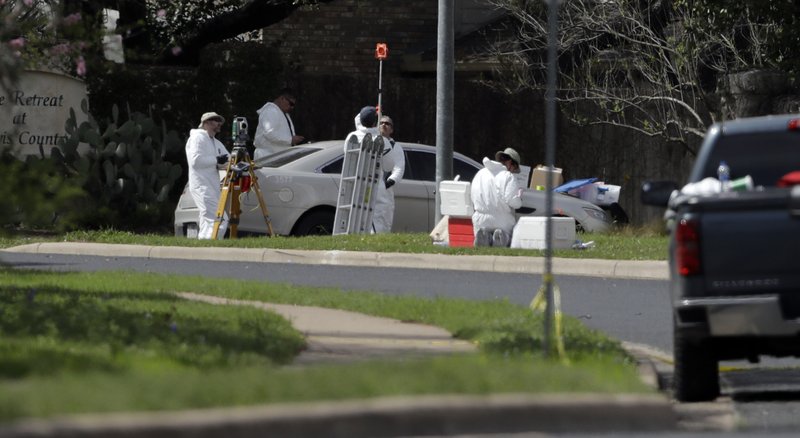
0;268;653;421
1;227;669;260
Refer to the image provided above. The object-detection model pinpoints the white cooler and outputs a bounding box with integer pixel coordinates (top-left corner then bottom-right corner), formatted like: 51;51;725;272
439;180;474;217
511;217;576;250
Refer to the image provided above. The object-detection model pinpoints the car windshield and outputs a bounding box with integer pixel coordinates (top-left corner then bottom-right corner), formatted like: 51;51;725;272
254;147;321;168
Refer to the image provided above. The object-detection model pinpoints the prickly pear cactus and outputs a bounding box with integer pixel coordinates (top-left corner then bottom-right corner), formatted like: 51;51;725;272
54;99;184;229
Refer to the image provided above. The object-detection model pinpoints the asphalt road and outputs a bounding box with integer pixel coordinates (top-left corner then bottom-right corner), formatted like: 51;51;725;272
0;251;674;353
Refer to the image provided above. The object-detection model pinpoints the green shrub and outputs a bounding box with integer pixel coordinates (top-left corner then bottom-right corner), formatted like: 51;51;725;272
54;101;184;230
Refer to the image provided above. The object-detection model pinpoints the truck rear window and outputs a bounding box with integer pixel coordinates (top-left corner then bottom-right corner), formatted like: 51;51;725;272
696;132;800;187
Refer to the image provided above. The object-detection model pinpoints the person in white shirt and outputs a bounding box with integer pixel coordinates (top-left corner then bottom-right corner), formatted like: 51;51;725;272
253;88;304;160
185;112;230;239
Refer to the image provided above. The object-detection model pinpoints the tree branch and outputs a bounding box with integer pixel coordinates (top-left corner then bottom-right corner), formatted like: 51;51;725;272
157;0;334;65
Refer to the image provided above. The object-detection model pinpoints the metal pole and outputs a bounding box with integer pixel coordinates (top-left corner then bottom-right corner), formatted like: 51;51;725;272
543;0;559;357
377;59;383;119
435;0;454;224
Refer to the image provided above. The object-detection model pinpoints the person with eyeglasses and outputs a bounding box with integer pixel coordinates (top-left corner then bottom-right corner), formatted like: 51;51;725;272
253;87;305;160
372;114;405;233
342;107;402;233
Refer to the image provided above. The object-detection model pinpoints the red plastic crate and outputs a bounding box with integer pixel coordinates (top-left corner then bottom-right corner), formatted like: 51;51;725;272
448;217;474;247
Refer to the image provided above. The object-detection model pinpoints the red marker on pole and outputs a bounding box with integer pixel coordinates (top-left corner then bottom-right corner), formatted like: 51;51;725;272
375;43;388;118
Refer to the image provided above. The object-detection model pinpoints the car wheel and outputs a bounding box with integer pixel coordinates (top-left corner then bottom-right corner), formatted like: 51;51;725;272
293;210;335;236
604;203;629;225
673;323;720;402
185;223;199;238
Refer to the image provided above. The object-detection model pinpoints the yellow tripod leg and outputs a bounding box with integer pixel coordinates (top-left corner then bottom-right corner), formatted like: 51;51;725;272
212;162;234;240
248;165;274;236
212;182;231;240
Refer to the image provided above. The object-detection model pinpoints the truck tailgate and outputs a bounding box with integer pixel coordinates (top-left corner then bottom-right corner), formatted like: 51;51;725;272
688;190;800;293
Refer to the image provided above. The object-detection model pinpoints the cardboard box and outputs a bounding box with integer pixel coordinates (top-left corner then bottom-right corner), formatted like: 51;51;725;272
530;165;563;189
439;180;474;217
510;216;575;250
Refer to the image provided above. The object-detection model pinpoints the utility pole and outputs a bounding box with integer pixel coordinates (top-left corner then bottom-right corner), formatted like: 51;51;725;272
435;0;454;224
542;0;560;357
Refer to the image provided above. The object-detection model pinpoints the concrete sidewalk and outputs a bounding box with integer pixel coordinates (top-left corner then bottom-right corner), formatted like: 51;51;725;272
0;242;676;436
177;292;477;364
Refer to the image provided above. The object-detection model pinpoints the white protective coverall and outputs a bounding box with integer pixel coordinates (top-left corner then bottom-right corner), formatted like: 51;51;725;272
343;114;401;233
374;136;405;233
470;157;523;237
186;128;230;239
253;101;296;160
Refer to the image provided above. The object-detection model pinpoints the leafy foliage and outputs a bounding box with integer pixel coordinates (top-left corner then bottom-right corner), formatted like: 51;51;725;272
0;148;89;233
53;100;185;230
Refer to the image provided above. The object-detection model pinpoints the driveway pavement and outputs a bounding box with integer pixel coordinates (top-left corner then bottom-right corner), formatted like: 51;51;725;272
0;242;676;437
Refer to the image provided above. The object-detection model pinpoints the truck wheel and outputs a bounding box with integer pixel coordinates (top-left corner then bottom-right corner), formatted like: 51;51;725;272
673;326;720;402
293;210;334;236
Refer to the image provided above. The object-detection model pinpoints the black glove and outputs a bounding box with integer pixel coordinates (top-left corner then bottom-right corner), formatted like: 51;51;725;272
216;154;228;165
385;178;395;189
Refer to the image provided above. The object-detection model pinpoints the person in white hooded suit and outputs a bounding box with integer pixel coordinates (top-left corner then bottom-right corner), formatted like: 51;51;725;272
343;106;403;233
470;148;523;246
186;112;230;239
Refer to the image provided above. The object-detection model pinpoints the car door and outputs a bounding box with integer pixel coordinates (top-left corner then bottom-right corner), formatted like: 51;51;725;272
393;148;436;232
394;148;481;232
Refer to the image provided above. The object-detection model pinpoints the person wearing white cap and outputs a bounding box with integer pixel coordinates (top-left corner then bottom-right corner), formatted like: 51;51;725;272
253;88;304;160
186;112;230;239
470;147;523;247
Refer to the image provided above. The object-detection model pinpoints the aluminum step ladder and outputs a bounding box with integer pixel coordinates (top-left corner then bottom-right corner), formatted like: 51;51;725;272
333;133;384;235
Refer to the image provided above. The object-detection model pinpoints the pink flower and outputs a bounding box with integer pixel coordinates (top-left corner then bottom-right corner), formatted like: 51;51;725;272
171;46;182;56
63;13;82;26
8;37;25;49
76;56;86;77
157;9;166;18
23;0;33;6
50;43;70;56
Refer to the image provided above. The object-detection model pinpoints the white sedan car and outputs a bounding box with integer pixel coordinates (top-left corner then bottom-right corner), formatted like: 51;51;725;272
173;141;612;237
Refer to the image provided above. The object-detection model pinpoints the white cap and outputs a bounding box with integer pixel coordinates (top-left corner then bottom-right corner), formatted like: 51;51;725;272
198;112;225;128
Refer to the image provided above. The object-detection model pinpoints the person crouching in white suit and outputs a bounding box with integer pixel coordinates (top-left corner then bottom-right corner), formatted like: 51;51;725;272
470;147;523;247
186;112;230;239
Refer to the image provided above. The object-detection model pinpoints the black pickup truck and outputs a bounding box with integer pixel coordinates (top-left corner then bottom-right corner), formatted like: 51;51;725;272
642;113;800;402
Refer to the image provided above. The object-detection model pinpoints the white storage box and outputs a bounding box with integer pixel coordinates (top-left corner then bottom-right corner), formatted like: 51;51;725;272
576;183;620;206
511;216;576;250
439;180;474;217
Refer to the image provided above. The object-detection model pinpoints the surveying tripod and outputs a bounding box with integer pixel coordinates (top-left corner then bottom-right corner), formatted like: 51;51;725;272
211;117;274;239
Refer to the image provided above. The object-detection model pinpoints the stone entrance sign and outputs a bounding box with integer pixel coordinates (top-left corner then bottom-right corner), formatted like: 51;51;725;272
0;70;88;158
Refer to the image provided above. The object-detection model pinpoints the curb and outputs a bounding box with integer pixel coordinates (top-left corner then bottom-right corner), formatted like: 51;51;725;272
0;394;676;438
4;242;668;280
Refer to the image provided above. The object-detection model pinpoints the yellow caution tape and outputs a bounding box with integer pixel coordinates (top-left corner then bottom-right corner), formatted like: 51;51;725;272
531;282;570;365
